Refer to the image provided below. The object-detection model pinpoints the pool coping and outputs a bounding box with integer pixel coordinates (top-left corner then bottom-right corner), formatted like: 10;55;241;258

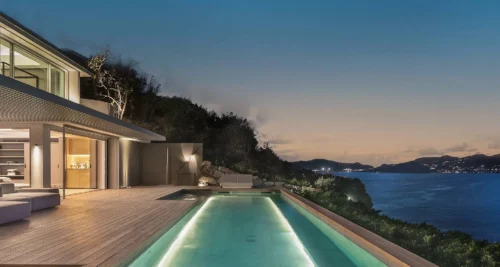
280;188;438;267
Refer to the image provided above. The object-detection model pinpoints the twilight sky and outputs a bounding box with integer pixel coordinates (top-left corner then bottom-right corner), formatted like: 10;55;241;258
3;1;500;166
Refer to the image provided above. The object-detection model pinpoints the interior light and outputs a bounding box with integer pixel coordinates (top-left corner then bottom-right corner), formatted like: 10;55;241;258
122;137;139;141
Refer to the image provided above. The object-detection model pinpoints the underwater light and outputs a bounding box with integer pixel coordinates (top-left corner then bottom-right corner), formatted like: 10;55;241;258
157;197;215;266
266;198;315;267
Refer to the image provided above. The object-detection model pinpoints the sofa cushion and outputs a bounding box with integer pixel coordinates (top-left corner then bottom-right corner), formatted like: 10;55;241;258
17;188;59;194
14;192;60;211
0;194;32;205
0;182;15;194
0;201;31;225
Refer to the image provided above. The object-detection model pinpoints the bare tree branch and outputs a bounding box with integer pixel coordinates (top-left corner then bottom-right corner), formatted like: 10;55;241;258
88;49;132;120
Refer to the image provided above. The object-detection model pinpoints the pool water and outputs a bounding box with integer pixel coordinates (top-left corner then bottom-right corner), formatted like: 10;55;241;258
131;194;386;267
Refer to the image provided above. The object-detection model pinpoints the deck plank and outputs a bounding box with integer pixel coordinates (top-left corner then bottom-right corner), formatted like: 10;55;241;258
0;186;195;266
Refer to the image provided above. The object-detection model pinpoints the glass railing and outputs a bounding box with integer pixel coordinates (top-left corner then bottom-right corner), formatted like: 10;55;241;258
1;61;40;89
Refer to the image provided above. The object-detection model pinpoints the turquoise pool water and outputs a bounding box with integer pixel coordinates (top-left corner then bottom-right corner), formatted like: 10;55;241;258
131;194;386;267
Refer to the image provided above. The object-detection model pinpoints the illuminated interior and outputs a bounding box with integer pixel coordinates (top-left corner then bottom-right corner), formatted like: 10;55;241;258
0;38;65;97
0;128;30;187
65;135;95;189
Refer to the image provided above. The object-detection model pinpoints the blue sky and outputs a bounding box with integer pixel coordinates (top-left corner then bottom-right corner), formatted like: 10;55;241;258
3;1;500;165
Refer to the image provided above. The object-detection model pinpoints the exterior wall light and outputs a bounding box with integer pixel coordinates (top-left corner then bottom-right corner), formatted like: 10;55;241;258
185;154;195;162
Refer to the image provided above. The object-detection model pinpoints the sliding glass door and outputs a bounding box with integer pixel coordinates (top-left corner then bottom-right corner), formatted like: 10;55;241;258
65;135;96;189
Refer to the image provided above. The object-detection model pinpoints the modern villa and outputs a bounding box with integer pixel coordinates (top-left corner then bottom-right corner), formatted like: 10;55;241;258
0;12;202;195
0;12;439;267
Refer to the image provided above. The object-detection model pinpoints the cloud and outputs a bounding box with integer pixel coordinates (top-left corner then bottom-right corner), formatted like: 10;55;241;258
401;147;415;153
488;143;500;150
160;76;270;128
417;147;440;156
267;137;293;145
416;143;477;157
442;142;476;153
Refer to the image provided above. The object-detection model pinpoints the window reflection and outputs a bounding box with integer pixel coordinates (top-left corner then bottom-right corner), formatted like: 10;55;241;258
0;36;65;98
0;38;11;77
50;66;65;97
14;46;48;91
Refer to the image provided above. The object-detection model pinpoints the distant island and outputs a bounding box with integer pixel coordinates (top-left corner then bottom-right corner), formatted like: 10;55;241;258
296;154;500;174
293;159;373;172
367;154;500;173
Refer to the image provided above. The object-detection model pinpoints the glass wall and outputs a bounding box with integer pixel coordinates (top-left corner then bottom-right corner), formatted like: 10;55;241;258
0;38;11;77
14;46;48;91
50;66;65;97
0;33;66;98
65;135;96;189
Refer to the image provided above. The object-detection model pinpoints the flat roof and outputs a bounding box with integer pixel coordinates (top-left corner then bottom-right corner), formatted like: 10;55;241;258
0;12;92;77
0;76;166;142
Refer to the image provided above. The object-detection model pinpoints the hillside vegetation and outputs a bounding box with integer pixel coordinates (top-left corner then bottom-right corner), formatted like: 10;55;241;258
292;180;500;267
69;49;500;267
67;49;371;204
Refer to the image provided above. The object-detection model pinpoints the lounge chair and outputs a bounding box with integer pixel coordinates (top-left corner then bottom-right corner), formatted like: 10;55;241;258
219;174;253;188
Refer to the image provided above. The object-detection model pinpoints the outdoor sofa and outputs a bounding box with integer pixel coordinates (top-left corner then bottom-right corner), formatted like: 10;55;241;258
0;181;60;225
219;174;253;188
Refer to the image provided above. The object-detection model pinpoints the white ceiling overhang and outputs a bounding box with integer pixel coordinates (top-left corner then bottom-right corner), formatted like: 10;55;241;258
0;76;166;142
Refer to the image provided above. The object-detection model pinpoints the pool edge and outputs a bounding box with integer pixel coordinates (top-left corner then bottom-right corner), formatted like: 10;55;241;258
118;199;201;267
280;188;438;267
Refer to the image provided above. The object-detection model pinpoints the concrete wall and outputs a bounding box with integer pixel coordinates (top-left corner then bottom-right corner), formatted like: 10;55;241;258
167;143;203;185
68;71;80;104
119;139;143;187
107;137;119;189
141;143;167;185
80;98;112;116
141;143;203;186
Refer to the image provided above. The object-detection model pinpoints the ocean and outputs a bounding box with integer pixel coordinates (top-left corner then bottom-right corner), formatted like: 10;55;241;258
335;172;500;242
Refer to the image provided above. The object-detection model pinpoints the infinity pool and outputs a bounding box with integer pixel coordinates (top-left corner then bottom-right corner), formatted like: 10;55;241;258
131;194;385;267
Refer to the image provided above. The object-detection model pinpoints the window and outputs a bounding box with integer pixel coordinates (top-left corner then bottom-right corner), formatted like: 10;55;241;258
0;36;66;98
14;46;48;91
50;66;65;97
0;38;11;77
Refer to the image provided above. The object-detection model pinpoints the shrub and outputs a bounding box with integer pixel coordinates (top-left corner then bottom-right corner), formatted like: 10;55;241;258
298;189;500;267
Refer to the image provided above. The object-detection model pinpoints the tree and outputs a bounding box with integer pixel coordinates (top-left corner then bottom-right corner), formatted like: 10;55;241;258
88;49;132;119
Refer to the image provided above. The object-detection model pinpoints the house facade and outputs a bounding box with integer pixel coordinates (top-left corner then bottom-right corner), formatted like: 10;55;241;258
0;12;201;192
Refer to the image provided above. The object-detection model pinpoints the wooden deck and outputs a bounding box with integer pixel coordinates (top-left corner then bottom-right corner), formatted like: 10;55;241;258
0;186;197;267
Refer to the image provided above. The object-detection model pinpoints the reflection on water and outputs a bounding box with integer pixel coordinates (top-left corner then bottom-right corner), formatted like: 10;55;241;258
336;172;500;242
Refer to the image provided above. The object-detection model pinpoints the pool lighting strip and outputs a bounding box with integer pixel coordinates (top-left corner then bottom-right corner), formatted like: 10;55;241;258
158;196;315;267
157;197;215;267
266;198;316;267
